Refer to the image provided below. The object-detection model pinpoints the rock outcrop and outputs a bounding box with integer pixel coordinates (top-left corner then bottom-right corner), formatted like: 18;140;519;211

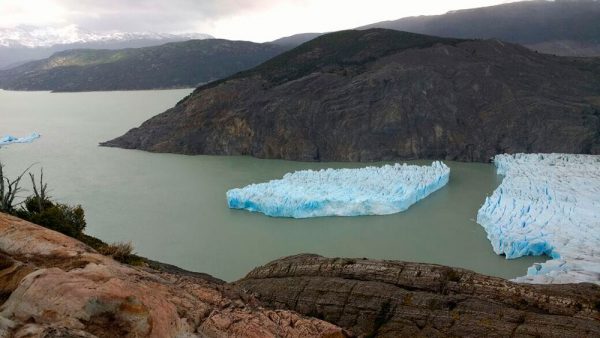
2;211;599;337
0;213;345;337
103;29;600;162
236;254;600;337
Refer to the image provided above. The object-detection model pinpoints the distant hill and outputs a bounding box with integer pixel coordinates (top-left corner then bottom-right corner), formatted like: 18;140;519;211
360;0;600;56
270;33;323;48
272;0;600;57
103;29;600;162
0;25;213;69
0;39;286;92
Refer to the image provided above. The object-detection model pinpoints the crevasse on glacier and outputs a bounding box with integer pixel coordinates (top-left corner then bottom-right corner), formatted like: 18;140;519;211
227;161;450;218
477;153;600;284
0;133;41;147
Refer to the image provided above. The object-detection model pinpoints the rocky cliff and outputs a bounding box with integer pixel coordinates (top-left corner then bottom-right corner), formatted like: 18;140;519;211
236;254;600;337
0;213;345;337
103;29;600;162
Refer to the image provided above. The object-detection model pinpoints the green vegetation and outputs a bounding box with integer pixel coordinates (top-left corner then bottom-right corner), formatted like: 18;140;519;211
0;161;141;265
196;29;466;93
0;39;285;92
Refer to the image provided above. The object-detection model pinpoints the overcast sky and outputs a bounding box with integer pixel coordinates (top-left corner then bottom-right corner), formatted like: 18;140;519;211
0;0;528;42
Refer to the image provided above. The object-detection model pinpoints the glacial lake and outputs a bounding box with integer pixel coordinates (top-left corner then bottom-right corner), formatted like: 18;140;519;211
0;89;545;281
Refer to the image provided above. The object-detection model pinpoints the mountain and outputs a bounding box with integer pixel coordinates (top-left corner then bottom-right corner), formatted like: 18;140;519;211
360;0;600;56
0;25;213;48
270;33;323;48
272;0;600;57
0;39;286;92
102;29;600;162
0;25;213;69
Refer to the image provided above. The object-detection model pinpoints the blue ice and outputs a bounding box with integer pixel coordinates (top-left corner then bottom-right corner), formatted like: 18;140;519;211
477;153;600;284
227;161;450;218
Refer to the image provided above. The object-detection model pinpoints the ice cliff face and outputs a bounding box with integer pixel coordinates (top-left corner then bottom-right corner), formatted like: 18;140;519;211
0;133;40;147
477;153;600;284
227;161;450;218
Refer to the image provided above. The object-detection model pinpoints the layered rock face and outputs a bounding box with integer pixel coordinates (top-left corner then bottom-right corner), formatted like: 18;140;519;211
1;211;599;337
236;254;600;337
0;213;345;337
103;29;600;162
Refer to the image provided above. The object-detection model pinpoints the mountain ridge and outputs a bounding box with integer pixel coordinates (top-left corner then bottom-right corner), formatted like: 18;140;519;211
0;39;286;92
272;0;600;56
0;25;213;68
0;25;213;48
102;29;600;162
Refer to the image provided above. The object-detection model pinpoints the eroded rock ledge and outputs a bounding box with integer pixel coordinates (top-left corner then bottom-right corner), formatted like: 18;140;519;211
0;213;345;338
1;211;599;337
236;254;600;337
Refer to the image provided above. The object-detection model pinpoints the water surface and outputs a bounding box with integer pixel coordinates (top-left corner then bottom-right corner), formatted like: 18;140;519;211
0;89;545;281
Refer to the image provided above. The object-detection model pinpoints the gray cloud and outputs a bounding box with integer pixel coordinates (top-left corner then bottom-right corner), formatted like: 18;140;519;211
0;0;527;41
58;0;292;32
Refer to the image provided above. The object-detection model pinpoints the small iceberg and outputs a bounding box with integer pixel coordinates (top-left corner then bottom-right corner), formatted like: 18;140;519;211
227;161;450;218
477;153;600;284
0;133;41;147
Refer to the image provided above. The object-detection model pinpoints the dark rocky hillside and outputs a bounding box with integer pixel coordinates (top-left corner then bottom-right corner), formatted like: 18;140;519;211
277;1;600;57
360;0;600;57
0;39;286;92
103;29;600;162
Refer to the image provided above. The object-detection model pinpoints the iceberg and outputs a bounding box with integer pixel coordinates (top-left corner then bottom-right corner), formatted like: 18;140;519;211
477;153;600;284
227;161;450;218
0;133;41;147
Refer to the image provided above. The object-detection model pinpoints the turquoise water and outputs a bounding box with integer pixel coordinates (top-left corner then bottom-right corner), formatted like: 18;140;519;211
0;89;545;281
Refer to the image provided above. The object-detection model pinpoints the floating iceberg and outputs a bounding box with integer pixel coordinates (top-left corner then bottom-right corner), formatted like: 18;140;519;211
227;161;450;218
477;153;600;284
0;133;41;147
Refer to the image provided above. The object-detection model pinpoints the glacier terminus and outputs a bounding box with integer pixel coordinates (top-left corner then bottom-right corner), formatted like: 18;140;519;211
478;154;600;284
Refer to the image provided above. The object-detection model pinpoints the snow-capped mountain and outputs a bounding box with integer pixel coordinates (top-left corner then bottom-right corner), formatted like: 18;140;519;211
0;25;213;69
0;25;212;48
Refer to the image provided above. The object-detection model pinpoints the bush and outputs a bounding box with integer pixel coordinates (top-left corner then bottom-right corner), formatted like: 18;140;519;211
98;241;144;265
17;197;86;238
98;242;134;261
1;161;142;266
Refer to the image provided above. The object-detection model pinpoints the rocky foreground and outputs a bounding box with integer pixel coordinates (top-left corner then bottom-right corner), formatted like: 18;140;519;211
0;213;598;337
0;213;344;337
237;255;600;337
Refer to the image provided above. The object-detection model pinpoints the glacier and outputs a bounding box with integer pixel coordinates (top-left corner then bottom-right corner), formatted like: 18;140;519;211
477;153;600;284
227;161;450;218
0;133;41;147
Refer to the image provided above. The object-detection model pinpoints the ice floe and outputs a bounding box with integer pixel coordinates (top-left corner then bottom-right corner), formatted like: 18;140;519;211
477;153;600;284
227;161;450;218
0;133;40;147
